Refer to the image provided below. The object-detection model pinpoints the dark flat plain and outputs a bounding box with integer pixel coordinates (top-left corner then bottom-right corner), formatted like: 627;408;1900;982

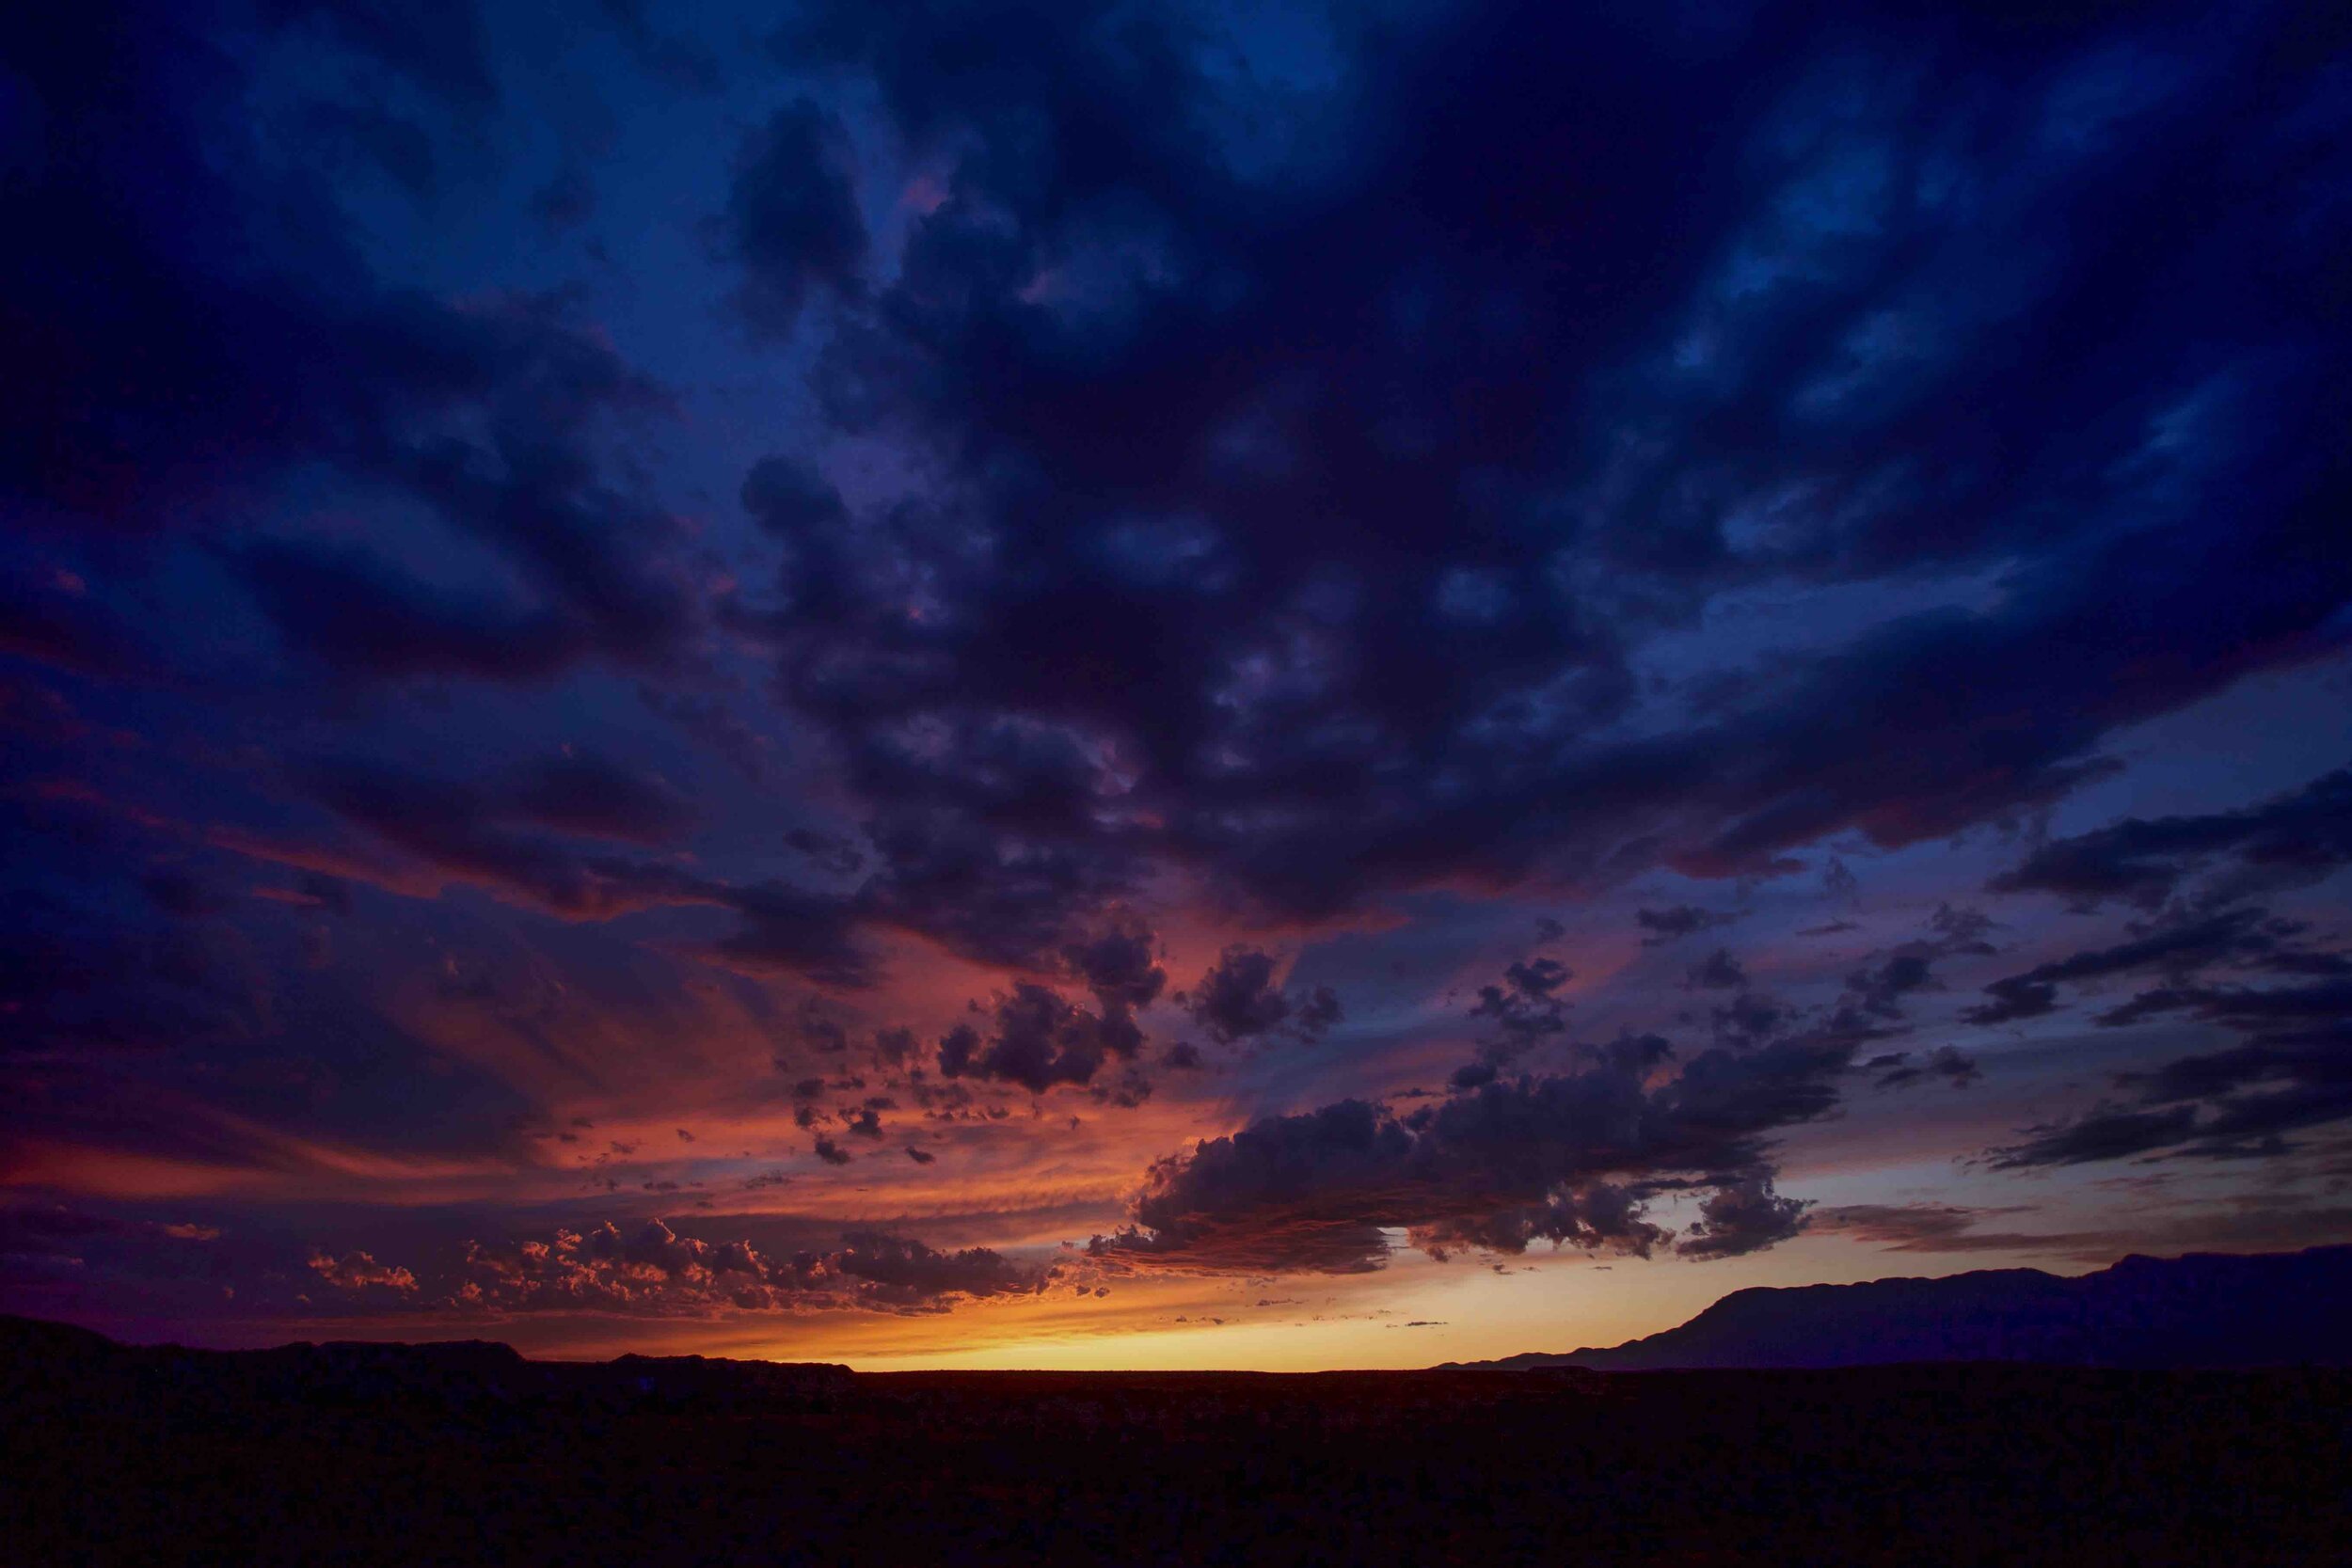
5;1328;2347;1567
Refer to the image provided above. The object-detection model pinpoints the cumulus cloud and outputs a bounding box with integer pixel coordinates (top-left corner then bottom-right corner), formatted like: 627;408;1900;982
1185;946;1340;1046
308;1250;419;1291
1062;919;1167;1010
723;101;867;335
938;980;1151;1093
1480;958;1573;1021
1846;953;1940;1021
1410;1181;1672;1263
455;1220;1042;1315
1094;965;1856;1275
1676;1177;1810;1259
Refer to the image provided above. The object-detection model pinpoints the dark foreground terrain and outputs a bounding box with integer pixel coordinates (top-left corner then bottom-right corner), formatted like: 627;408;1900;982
4;1316;2348;1566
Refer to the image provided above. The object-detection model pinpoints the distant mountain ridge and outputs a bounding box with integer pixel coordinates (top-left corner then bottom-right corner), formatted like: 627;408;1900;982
8;1243;2348;1391
0;1313;855;1411
1441;1245;2352;1370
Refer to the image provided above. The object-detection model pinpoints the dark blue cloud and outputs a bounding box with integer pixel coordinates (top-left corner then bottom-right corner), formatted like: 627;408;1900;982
6;0;2352;1339
1093;1009;1848;1275
694;0;2352;942
1184;945;1339;1046
723;101;868;336
937;980;1147;1094
1992;768;2352;910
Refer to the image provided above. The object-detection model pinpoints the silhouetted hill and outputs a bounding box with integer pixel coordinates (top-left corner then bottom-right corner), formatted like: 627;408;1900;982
0;1312;854;1412
1442;1245;2352;1370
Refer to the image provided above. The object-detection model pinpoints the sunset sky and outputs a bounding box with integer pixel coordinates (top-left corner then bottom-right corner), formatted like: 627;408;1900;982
4;0;2349;1370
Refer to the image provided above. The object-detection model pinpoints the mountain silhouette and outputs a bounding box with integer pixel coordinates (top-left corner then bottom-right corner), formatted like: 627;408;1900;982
0;1312;854;1412
1441;1245;2352;1370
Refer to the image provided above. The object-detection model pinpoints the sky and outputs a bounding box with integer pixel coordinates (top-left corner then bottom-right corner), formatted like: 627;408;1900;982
3;0;2349;1370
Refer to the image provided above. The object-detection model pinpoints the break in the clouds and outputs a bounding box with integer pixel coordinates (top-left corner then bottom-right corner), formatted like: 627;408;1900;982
3;0;2349;1361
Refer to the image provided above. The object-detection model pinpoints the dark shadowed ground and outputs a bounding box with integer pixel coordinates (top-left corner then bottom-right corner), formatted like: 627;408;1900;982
3;1316;2347;1566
